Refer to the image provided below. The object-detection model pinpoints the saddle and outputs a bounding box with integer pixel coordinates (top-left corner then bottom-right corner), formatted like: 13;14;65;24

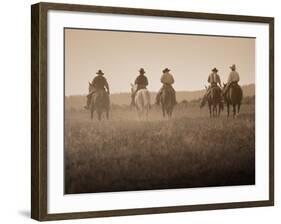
210;83;218;87
162;84;174;91
228;82;241;93
92;89;109;105
230;82;239;88
223;82;241;97
209;84;221;92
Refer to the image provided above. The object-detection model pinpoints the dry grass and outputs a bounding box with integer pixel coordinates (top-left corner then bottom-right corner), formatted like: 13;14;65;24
64;104;255;194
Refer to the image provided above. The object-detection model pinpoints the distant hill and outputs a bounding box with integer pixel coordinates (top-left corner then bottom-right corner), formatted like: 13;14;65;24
65;84;255;110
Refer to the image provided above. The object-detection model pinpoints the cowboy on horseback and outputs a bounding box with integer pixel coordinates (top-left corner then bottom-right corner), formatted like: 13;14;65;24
208;67;222;88
201;67;222;108
84;69;110;110
223;64;240;95
131;68;148;106
222;64;242;118
205;67;222;96
155;68;176;105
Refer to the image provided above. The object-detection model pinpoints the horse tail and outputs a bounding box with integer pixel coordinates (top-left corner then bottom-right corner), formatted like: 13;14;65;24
238;87;243;106
162;88;174;111
230;85;243;105
144;90;151;109
200;94;207;108
210;87;220;103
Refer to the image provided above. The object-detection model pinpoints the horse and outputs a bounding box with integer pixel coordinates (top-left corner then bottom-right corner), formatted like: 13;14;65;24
200;85;224;118
222;82;243;118
160;85;175;118
88;82;110;121
130;84;151;120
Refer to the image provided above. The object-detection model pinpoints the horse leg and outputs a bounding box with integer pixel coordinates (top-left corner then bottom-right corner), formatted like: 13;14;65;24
215;105;218;117
162;104;165;118
170;107;173;118
227;103;230;118
141;108;145;121
209;104;212;118
97;110;102;121
91;107;94;120
237;103;241;117
233;105;236;119
106;109;109;120
168;108;172;119
216;106;218;117
139;111;142;121
138;109;142;121
214;105;217;117
145;109;147;121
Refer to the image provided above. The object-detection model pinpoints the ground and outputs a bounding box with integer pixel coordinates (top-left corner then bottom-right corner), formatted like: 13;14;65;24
64;103;255;194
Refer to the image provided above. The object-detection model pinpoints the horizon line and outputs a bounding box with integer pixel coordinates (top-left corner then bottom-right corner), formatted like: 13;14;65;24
65;83;255;97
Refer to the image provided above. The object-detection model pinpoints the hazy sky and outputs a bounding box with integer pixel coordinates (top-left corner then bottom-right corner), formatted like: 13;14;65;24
65;28;255;96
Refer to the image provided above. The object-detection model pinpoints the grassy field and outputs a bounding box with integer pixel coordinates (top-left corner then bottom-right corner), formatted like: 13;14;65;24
64;103;255;194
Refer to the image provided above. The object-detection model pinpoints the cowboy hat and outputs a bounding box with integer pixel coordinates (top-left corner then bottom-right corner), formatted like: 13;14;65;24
139;68;146;74
162;68;170;73
96;69;104;75
212;67;218;72
229;64;236;70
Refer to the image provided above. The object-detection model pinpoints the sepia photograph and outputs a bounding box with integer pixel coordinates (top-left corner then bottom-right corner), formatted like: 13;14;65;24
64;28;255;194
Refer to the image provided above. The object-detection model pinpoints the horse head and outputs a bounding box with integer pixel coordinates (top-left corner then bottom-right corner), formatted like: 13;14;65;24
88;82;94;93
200;99;205;108
130;83;137;94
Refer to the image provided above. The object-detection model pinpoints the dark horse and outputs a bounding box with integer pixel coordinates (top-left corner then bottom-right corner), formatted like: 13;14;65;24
88;82;110;121
201;86;223;117
222;82;243;118
160;85;175;118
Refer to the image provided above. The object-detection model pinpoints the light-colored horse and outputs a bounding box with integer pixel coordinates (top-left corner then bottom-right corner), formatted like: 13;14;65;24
130;84;151;120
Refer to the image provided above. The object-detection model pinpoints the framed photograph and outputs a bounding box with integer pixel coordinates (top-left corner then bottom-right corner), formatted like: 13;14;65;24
31;2;274;221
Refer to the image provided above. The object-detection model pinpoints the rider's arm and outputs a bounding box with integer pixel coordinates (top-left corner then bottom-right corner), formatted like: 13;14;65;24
236;72;240;82
104;79;110;94
160;74;164;84
91;77;96;87
227;73;232;83
218;75;222;87
171;75;175;84
134;76;139;85
144;76;148;86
